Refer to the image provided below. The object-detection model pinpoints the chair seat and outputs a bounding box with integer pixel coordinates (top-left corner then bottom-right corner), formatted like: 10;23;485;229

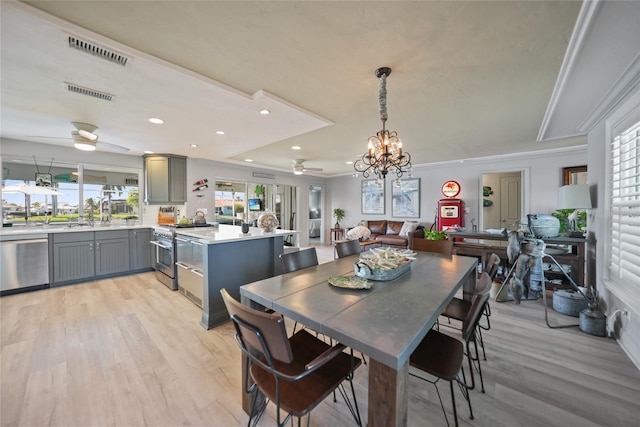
410;329;463;381
441;298;471;322
250;329;362;416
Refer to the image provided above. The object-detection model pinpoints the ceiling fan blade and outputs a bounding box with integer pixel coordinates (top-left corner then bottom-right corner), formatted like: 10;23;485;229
97;141;130;152
304;167;323;171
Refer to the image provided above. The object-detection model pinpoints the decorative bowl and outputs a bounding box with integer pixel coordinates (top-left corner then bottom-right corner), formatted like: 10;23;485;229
257;210;279;232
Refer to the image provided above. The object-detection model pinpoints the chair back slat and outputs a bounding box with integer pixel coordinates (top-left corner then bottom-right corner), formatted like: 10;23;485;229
220;288;293;363
335;239;361;258
280;248;319;273
461;291;490;342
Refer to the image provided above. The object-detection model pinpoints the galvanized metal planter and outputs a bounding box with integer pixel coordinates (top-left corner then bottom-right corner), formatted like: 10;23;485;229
354;261;411;281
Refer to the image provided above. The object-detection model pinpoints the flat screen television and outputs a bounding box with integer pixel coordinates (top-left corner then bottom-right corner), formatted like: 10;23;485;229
249;198;261;211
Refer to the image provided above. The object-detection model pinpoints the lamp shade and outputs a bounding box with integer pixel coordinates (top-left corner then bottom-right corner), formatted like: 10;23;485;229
557;184;592;209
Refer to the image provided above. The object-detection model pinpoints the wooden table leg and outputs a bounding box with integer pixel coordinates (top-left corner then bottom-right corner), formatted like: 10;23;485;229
368;359;409;427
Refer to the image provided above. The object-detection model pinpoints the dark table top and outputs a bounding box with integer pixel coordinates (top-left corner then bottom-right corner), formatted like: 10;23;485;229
241;252;477;370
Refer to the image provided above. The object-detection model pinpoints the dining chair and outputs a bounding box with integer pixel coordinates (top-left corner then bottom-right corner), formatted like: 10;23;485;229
441;266;495;362
220;288;362;427
408;237;453;255
279;248;319;334
335;239;361;259
409;291;490;427
280;248;319;273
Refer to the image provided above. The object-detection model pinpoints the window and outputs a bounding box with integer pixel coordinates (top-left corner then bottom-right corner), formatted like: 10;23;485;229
607;97;640;300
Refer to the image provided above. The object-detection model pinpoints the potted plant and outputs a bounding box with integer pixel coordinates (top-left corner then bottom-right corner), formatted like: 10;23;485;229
423;230;447;240
333;208;345;228
125;215;138;225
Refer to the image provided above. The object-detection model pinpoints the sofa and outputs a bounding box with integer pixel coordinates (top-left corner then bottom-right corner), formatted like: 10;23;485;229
364;220;423;248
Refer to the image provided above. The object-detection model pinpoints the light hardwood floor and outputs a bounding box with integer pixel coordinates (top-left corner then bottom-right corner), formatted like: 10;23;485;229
2;245;639;426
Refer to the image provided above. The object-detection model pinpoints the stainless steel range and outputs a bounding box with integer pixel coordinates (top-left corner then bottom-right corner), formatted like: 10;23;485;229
151;226;177;290
151;223;213;291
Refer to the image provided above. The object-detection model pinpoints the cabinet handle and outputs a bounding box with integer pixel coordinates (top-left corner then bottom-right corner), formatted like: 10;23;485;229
89;242;93;251
96;242;100;251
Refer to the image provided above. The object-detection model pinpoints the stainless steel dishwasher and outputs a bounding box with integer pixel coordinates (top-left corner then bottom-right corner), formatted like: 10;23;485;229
1;235;50;294
175;235;204;308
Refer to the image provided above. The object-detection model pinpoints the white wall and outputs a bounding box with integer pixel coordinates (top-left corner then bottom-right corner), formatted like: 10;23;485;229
588;86;640;370
328;146;587;231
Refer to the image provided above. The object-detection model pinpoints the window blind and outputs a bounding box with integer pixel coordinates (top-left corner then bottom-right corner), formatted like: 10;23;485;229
609;120;640;288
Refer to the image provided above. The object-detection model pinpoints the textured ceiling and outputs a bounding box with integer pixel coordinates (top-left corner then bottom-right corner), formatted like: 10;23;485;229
1;1;584;176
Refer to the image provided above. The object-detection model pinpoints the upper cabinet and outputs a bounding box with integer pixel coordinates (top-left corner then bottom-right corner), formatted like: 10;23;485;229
143;154;187;204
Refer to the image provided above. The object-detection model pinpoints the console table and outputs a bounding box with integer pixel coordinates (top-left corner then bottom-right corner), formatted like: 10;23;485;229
447;231;587;287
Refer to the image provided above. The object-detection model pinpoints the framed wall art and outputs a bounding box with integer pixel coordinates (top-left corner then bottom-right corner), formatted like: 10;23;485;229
562;165;587;185
361;179;385;215
391;178;420;218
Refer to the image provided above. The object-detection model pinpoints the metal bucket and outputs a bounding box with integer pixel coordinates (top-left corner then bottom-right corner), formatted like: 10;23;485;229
579;309;606;336
552;290;588;317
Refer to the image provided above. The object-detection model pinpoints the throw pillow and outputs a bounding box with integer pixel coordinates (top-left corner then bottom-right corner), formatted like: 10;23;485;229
347;225;371;241
398;221;419;238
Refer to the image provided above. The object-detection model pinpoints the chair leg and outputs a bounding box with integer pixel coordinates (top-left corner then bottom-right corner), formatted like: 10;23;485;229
449;380;459;427
471;338;485;393
476;326;487;361
335;375;362;426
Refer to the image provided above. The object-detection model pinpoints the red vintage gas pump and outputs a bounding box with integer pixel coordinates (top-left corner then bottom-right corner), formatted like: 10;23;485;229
437;180;465;231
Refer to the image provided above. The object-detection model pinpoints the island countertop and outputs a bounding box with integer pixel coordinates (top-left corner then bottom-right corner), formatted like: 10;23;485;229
175;224;298;244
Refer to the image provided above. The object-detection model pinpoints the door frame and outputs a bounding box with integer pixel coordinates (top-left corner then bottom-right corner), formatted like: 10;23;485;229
478;167;530;232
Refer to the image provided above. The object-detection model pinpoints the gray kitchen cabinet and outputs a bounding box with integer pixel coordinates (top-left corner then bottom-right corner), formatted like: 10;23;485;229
130;228;152;271
52;232;95;283
95;230;130;276
143;154;187;204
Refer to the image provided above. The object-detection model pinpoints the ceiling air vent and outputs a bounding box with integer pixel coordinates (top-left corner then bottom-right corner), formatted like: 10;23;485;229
65;82;115;101
68;35;129;66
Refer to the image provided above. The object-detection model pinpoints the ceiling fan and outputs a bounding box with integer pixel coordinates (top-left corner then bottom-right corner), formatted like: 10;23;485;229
27;122;130;152
292;159;323;175
70;122;129;152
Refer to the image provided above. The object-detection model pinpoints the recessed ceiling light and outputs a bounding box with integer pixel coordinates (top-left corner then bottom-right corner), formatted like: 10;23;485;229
216;130;225;135
190;144;198;148
291;145;301;150
345;161;354;165
259;109;270;115
144;150;154;154
148;117;164;124
245;159;253;162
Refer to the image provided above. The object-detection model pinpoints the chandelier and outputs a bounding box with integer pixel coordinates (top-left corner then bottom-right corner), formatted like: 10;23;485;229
354;67;411;182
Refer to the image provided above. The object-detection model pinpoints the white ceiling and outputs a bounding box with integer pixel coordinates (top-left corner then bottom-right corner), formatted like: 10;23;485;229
1;0;586;177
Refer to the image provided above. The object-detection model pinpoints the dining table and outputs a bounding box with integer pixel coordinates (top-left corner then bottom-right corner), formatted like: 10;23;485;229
239;251;477;427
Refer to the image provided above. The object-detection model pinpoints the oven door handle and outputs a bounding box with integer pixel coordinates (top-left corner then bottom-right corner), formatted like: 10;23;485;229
150;241;171;250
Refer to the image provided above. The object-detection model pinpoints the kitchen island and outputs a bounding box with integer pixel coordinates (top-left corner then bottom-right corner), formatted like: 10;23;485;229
175;225;298;329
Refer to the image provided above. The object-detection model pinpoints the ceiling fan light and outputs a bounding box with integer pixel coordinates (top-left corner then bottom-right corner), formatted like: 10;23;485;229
74;139;96;151
293;169;303;175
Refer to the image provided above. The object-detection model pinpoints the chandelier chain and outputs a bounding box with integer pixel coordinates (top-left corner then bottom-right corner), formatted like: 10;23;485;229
378;73;388;122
